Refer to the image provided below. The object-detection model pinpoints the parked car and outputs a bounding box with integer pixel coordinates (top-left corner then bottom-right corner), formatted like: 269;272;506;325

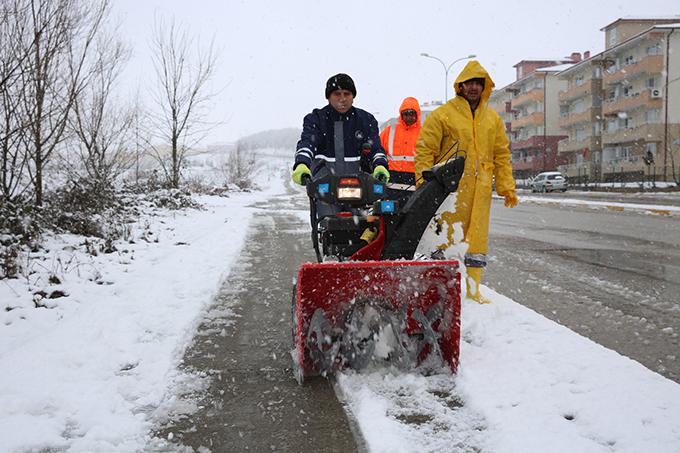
530;172;567;193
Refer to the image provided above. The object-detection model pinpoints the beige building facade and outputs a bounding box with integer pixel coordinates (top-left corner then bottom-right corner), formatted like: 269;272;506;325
489;58;575;180
558;17;680;183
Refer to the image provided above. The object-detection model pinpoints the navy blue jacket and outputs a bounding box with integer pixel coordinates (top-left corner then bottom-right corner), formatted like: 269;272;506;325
294;105;388;175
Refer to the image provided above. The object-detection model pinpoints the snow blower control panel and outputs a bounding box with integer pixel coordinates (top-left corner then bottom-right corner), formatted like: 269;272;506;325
307;172;386;208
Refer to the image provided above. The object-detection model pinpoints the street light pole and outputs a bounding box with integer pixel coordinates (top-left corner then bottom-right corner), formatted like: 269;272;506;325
420;53;476;102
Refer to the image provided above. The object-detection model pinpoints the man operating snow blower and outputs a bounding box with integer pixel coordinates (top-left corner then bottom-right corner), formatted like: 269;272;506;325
289;74;466;383
292;73;389;206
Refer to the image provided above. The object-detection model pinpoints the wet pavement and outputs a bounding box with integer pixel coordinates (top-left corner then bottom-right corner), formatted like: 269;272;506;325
152;185;363;452
487;198;680;382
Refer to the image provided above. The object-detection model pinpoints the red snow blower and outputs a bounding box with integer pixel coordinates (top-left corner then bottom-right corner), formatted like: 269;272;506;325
292;158;465;383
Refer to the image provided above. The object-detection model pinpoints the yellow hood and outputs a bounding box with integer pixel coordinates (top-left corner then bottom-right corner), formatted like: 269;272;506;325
453;60;495;106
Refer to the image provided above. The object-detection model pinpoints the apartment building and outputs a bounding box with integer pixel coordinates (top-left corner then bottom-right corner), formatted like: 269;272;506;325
487;83;513;133
557;17;680;183
557;54;603;180
489;57;575;180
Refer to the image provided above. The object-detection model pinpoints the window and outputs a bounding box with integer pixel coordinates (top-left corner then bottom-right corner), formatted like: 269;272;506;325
575;75;585;86
593;121;602;135
593;66;603;78
622;146;632;160
646;77;657;89
646;43;661;55
573;99;585;114
603;146;618;163
575;127;586;141
609;27;618;47
607;119;619;133
645;142;657;156
623;85;634;97
646;109;660;123
560;105;570;117
622;117;634;129
624;55;635;66
604;145;633;164
607;85;620;101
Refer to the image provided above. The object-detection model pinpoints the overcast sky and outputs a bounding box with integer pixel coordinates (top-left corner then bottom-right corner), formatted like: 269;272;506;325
112;0;677;144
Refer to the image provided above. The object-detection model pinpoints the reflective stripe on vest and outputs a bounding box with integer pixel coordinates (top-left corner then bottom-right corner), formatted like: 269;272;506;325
388;123;397;156
386;124;416;173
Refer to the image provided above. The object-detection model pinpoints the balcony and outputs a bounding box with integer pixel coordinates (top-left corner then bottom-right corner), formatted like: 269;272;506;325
512;158;535;171
602;123;664;145
601;157;646;175
558;108;596;128
512;111;543;129
558;136;598;154
559;162;593;178
559;79;602;102
604;55;663;85
511;88;543;108
602;89;663;116
511;135;545;151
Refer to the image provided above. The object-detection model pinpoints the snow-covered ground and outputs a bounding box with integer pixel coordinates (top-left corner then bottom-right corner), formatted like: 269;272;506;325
1;156;680;452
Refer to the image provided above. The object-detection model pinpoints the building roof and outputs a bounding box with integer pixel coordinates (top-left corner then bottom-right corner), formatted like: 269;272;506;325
513;59;571;68
653;22;680;29
535;63;575;73
600;16;680;31
559;22;680;77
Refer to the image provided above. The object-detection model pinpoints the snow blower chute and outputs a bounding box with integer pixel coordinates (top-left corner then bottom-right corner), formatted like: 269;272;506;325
292;158;466;383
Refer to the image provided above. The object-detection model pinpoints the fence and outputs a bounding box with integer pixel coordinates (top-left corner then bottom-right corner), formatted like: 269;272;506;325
567;165;678;191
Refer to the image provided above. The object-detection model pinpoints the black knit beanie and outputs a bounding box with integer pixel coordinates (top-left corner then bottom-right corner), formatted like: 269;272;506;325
325;73;356;99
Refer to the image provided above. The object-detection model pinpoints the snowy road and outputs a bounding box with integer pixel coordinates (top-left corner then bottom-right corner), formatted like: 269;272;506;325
488;197;680;382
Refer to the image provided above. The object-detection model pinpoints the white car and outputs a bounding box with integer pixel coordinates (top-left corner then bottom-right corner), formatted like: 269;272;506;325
531;172;567;193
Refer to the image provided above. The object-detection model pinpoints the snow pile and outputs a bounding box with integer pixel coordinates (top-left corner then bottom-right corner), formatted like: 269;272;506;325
338;288;680;453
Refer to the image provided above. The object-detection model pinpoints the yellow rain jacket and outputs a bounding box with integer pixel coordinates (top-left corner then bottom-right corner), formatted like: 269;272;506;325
414;60;515;256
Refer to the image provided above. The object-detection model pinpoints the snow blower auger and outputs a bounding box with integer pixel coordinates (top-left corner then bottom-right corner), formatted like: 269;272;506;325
292;157;466;383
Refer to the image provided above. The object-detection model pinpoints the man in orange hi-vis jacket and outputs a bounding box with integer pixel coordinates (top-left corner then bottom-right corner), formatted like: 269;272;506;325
379;97;420;201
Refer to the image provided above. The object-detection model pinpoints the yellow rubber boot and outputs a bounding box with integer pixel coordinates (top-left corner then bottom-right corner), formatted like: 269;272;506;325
466;267;492;304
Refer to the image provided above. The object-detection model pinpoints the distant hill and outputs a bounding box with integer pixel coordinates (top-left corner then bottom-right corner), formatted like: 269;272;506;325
237;128;300;151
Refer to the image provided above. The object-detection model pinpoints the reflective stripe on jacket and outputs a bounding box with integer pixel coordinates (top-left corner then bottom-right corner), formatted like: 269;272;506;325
295;104;388;175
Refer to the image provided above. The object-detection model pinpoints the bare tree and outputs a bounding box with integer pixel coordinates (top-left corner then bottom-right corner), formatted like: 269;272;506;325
222;142;257;189
18;0;110;205
66;28;135;188
0;1;32;92
149;17;217;188
0;1;33;200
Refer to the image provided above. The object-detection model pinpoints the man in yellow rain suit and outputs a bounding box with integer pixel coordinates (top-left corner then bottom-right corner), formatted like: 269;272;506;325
415;60;518;304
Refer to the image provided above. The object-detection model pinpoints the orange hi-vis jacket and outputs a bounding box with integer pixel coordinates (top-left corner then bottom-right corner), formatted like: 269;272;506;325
379;97;421;174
